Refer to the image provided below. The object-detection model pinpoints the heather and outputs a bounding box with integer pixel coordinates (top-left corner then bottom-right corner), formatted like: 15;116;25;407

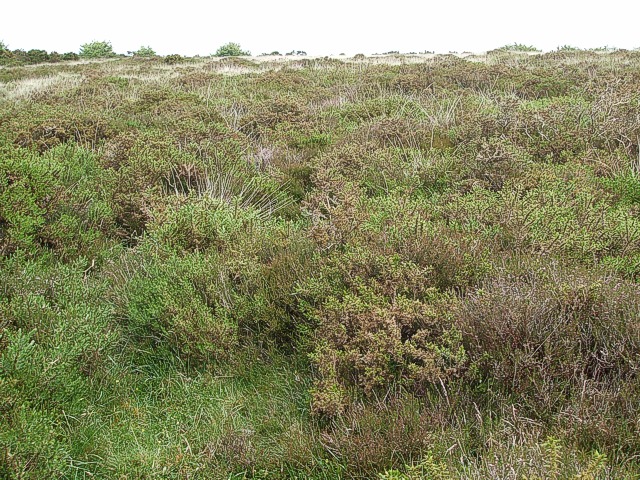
1;49;640;478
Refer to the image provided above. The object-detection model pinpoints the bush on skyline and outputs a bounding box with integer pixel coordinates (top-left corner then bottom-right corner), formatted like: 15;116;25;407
133;45;156;57
79;40;116;58
214;42;251;57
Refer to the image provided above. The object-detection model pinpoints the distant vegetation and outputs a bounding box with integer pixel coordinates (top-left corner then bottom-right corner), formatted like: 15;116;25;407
163;53;184;64
499;42;541;52
214;42;251;57
1;48;640;478
556;44;583;52
0;42;79;66
79;40;117;58
132;45;156;57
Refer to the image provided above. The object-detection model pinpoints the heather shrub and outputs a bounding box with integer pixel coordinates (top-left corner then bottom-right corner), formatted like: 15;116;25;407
0;257;118;478
0;143;52;255
502;68;578;99
118;252;238;363
458;266;640;450
217;56;258;69
241;96;309;133
14;115;114;153
300;244;467;415
466;137;530;190
512;96;592;162
40;147;117;257
145;196;313;348
0;141;117;259
309;288;466;415
321;396;437;474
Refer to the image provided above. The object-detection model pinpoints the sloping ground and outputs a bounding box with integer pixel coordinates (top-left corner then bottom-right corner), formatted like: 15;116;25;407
1;51;640;478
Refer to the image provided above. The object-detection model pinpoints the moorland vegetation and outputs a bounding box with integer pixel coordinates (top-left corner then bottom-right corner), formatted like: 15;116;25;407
1;47;640;478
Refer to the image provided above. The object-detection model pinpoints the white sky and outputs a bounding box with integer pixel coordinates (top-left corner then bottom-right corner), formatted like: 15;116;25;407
2;0;638;56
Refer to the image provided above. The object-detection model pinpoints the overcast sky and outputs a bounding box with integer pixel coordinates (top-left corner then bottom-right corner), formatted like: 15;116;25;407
2;0;638;56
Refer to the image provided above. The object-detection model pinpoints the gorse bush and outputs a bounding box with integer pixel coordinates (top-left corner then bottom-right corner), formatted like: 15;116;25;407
214;42;251;57
79;40;116;58
163;53;183;64
133;45;156;57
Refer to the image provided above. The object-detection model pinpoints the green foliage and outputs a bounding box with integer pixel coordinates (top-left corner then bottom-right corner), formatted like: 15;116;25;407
79;40;116;58
121;253;237;362
163;53;183;64
133;45;156;57
286;49;307;56
214;42;251;57
60;51;79;61
2;47;640;479
499;42;541;52
0;46;79;66
0;141;117;258
557;44;583;52
379;452;452;479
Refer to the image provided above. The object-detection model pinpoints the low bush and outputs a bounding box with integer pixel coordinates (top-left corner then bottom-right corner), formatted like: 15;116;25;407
498;42;541;52
459;265;640;451
79;40;116;58
214;42;250;57
132;45;156;57
163;53;183;64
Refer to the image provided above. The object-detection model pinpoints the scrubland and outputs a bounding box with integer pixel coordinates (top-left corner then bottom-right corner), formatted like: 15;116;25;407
1;50;640;478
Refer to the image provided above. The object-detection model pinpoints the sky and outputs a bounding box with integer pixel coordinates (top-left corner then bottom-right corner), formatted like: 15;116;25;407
2;0;638;56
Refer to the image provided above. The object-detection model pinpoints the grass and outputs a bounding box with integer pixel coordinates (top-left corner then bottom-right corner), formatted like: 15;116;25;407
1;49;640;478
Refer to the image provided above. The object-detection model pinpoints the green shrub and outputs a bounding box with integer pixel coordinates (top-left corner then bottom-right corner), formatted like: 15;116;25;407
121;254;238;363
557;45;582;51
499;42;541;52
60;51;79;61
27;49;50;63
133;45;156;57
214;42;250;57
0;48;54;65
163;53;183;64
79;40;116;58
0;141;117;259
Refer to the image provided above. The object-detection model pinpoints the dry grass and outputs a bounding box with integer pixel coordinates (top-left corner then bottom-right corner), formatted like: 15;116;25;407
0;72;83;100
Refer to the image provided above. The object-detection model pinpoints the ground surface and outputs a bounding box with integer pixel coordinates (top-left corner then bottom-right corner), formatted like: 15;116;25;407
1;50;640;478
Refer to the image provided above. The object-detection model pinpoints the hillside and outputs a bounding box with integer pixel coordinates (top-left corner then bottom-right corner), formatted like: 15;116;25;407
1;51;640;478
